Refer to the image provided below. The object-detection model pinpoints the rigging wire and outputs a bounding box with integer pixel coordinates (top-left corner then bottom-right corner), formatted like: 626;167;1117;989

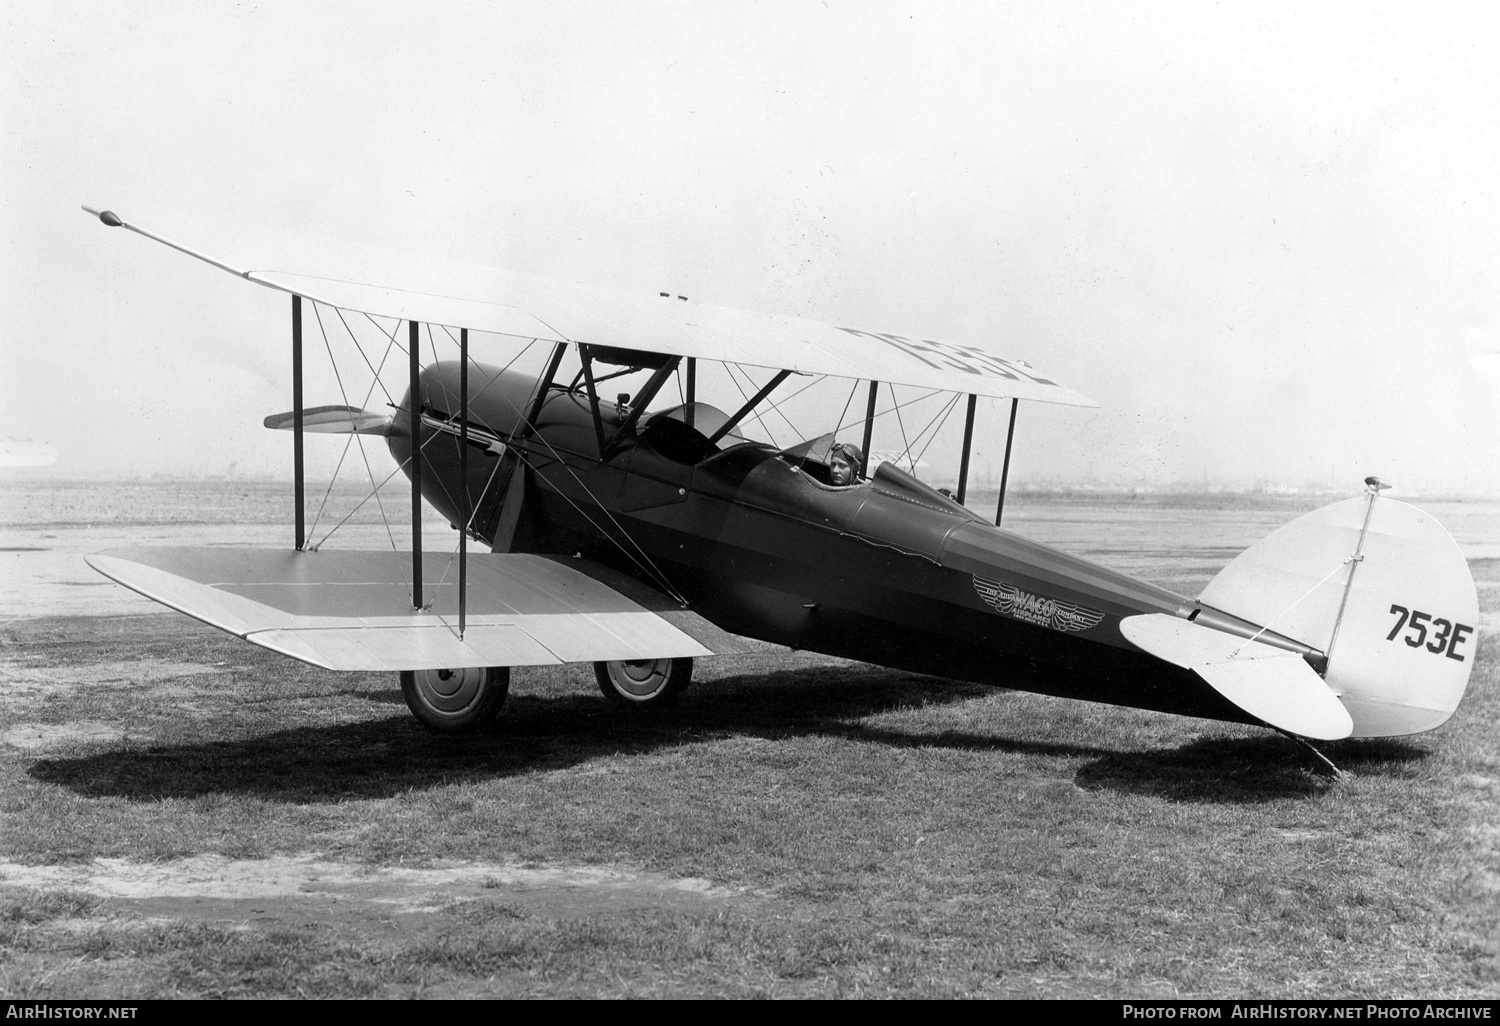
461;440;511;537
834;379;859;443
309;459;410;550
310;413;477;552
364;311;409;358
332;306;395;406
434;324;540;422
912;393;962;469
413;323;468;523
505;442;689;605
466;353;688;604
1228;558;1353;660
831;386;944;437
308;309;402;539
298;318;548;616
305;433;355;541
747;372;831;441
431;324;524;542
724;364;779;448
748;368;805;439
309;303;405;587
889;383;914;470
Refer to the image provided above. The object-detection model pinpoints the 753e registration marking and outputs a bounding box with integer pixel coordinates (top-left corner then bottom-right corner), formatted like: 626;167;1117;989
1386;604;1473;662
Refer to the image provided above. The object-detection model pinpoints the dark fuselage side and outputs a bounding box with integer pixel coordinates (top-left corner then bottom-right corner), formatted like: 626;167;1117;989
391;362;1264;727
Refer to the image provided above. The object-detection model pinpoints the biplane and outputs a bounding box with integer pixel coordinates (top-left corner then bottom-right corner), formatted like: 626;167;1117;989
81;206;1479;754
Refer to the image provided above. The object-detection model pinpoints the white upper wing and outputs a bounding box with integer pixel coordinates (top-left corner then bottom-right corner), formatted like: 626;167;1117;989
85;206;1095;407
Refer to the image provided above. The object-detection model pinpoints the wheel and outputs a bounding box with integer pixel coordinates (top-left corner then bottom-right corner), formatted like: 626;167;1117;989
400;666;509;733
594;657;693;708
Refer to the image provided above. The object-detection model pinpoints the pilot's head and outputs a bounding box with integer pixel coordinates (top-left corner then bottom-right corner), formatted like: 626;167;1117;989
829;443;864;486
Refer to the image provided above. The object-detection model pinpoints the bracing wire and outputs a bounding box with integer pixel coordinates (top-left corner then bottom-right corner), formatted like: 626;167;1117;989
310;417;480;552
477;364;688;604
747;372;831;441
412;323;468;523
432;324;547;540
834;379;859;443
1228;559;1354;659
725;364;779;448
309;303;405;585
505;442;688;604
310;459;411;550
332;306;395;406
433;324;539;419
306;433;355;540
912;393;962;469
752;370;805;439
831;386;944;437
889;382;914;470
308;312;401;538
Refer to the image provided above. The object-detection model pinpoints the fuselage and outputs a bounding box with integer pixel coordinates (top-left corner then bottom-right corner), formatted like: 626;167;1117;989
390;361;1312;727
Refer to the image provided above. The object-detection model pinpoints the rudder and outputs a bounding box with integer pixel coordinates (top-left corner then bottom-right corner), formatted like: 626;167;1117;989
1196;489;1478;737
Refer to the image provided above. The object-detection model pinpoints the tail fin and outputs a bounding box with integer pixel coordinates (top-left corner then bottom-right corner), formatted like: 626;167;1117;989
1196;488;1478;737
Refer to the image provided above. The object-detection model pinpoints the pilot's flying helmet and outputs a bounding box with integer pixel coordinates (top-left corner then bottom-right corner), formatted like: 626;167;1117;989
829;442;864;473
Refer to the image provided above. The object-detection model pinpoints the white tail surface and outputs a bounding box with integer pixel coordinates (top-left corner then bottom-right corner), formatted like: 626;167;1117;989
1198;496;1478;737
1120;613;1354;739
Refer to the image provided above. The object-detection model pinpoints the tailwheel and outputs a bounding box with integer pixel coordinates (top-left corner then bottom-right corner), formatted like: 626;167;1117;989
594;657;693;708
400;666;509;733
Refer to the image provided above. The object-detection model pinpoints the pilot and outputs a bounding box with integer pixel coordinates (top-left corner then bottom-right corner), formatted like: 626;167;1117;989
828;442;865;486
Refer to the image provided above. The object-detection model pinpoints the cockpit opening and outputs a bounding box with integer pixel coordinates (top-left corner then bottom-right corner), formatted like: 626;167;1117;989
638;403;753;464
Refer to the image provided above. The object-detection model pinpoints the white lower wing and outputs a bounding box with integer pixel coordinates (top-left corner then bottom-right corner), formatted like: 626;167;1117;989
87;547;741;672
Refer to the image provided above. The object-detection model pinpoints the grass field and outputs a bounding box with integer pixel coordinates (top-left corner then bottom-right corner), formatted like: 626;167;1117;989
2;572;1497;998
2;485;1497;998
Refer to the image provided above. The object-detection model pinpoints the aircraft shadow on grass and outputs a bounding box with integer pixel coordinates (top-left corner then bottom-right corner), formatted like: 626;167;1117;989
27;663;1429;806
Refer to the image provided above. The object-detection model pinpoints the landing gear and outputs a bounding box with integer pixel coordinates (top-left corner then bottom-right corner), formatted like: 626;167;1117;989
594;657;693;708
400;666;509;733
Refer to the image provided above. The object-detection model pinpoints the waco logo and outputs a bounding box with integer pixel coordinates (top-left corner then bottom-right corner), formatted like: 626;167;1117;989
972;576;1105;633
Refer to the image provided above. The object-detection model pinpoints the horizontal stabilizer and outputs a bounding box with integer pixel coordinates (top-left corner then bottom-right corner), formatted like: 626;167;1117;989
1121;613;1353;740
263;405;391;435
86;546;744;672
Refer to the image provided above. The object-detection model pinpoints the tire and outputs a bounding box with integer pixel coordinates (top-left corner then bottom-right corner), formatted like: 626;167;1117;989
400;666;509;733
594;657;693;708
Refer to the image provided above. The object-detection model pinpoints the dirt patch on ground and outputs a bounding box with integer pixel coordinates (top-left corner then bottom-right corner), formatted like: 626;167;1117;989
0;659;227;697
1;721;131;750
0;854;747;931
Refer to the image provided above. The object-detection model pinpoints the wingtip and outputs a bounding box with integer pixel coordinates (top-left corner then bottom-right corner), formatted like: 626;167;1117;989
81;205;122;227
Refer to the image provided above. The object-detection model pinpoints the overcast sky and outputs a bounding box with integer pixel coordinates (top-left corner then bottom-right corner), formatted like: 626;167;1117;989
4;1;1498;494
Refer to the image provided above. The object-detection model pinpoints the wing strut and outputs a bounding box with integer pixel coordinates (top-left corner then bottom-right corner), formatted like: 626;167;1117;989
859;381;878;478
459;327;469;638
707;370;793;446
955;394;978;505
576;344;608;456
995;398;1019;525
409;320;423;609
292;296;305;551
611;357;682;453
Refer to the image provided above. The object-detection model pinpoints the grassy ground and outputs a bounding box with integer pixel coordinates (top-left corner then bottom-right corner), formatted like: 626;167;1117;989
2;566;1498;998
